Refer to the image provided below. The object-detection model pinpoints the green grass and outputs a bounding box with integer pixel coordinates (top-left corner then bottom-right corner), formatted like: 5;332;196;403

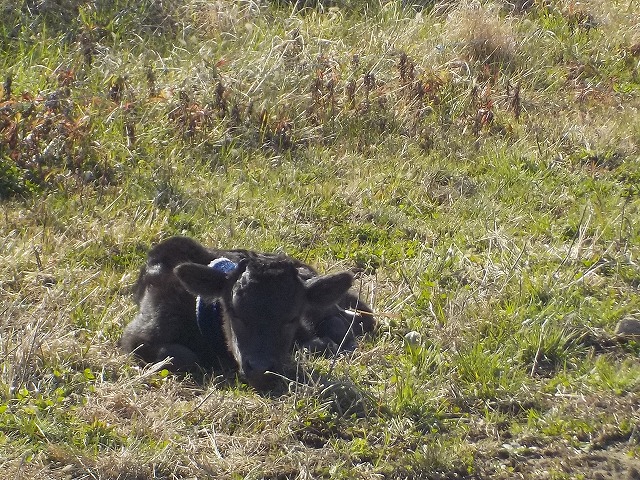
2;0;640;478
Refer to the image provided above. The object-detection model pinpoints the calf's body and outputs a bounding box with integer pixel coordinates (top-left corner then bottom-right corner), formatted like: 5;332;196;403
119;236;374;389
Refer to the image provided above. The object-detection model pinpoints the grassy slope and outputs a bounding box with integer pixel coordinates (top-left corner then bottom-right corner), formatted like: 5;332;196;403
1;0;640;478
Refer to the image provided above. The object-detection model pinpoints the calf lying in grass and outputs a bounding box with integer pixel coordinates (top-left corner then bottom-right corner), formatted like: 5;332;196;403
119;236;375;390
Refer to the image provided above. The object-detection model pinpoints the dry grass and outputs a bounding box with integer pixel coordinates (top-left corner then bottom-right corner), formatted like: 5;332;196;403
444;1;518;67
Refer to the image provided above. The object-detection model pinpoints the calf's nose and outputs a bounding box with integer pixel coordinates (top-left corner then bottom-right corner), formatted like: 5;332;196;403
242;358;281;391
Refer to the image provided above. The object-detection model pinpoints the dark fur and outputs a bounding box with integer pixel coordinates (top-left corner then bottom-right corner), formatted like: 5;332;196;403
119;236;375;389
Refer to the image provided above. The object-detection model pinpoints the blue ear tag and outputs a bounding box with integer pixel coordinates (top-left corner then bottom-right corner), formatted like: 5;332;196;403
196;258;237;337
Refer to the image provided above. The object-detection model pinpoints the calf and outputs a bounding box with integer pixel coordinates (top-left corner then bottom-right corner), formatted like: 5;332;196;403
119;236;375;390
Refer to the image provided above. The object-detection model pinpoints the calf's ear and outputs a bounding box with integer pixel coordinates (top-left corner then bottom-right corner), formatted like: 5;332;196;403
305;272;353;306
174;263;229;299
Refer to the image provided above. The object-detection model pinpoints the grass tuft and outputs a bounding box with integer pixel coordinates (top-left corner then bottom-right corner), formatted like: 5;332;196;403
445;1;518;68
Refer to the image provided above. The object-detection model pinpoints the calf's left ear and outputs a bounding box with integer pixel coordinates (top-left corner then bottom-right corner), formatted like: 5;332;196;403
305;272;353;306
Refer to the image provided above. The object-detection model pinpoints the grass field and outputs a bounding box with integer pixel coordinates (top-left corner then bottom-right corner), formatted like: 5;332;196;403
1;0;640;478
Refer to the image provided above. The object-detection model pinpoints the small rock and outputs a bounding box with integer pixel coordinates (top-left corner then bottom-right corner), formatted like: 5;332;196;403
615;317;640;337
41;275;57;287
496;448;510;459
404;331;422;347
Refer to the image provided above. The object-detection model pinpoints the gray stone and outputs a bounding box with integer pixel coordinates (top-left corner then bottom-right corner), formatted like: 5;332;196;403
404;331;422;347
615;317;640;337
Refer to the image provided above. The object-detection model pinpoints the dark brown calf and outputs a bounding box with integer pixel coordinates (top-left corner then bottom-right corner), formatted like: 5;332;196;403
119;236;375;390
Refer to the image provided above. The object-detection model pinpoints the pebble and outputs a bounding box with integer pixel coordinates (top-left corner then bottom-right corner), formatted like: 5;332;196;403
615;317;640;337
404;331;422;347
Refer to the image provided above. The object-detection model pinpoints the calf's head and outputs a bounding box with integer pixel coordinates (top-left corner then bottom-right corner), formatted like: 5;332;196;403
174;257;353;390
